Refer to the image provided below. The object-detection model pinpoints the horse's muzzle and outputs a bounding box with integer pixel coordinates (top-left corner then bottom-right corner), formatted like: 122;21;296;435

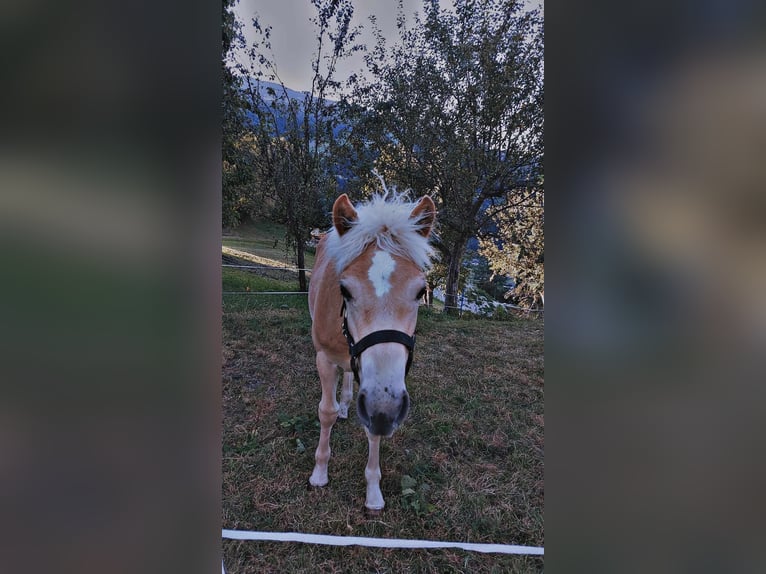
357;390;410;437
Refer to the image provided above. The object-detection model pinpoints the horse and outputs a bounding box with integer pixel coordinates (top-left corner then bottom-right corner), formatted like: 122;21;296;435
307;191;436;510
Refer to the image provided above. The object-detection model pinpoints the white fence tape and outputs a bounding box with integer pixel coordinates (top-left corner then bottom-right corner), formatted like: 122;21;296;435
222;529;543;555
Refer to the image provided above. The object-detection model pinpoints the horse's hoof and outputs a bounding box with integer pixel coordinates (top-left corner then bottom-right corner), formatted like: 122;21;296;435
308;480;328;490
308;472;328;488
337;405;349;419
364;505;384;516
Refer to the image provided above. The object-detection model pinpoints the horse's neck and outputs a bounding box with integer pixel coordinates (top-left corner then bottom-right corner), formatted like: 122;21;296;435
310;243;342;327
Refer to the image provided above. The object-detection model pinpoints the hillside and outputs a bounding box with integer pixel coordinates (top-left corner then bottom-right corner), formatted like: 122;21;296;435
222;218;317;270
239;79;346;138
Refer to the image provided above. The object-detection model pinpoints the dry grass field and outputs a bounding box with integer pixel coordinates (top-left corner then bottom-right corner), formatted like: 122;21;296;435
222;258;544;573
222;218;544;574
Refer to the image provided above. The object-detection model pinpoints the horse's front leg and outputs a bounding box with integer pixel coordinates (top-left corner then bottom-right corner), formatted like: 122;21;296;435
337;371;354;419
309;352;339;487
364;429;384;510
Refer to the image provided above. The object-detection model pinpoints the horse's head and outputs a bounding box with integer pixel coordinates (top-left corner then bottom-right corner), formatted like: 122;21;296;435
331;193;436;437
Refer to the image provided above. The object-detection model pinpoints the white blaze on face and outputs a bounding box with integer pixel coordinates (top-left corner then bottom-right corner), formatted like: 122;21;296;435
368;250;396;297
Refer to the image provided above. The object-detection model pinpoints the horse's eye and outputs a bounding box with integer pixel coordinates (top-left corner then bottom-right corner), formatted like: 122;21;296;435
340;285;353;300
416;287;427;301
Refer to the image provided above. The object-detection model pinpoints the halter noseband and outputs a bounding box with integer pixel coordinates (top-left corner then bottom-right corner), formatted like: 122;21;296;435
341;299;415;384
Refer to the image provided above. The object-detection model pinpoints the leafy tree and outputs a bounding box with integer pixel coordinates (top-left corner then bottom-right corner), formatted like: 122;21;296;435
222;0;255;228
352;0;544;312
479;179;544;308
237;0;363;290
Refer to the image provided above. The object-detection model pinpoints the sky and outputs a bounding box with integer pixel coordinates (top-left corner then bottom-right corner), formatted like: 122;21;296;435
234;0;544;94
234;0;450;93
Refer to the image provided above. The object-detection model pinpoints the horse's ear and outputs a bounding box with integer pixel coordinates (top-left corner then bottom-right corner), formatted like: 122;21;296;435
332;194;358;236
410;196;436;237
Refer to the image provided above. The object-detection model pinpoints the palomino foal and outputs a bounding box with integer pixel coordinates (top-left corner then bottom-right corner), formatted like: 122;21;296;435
308;192;436;510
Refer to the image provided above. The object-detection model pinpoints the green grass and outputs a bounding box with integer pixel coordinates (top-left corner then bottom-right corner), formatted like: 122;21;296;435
222;272;544;573
222;268;308;313
223;218;317;269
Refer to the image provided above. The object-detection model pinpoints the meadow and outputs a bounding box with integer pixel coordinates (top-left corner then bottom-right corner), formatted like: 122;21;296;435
222;223;544;573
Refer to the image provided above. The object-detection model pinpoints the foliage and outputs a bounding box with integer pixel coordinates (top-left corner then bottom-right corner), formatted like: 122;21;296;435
350;0;544;313
479;178;544;308
277;412;319;435
472;253;515;301
222;0;545;306
222;0;255;228
400;474;435;516
231;0;364;290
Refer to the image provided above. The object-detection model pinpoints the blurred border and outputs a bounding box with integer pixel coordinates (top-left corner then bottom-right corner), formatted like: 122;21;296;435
0;1;221;572
548;0;766;571
5;0;766;571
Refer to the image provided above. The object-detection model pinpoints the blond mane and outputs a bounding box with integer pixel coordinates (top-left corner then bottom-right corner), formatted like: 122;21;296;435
324;191;436;273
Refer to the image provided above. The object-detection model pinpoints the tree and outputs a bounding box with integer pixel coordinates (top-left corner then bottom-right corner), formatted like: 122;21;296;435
479;179;544;308
236;0;363;291
351;0;544;312
222;0;256;228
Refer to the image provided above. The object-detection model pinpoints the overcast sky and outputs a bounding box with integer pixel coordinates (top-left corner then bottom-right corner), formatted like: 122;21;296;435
233;0;454;93
234;1;542;94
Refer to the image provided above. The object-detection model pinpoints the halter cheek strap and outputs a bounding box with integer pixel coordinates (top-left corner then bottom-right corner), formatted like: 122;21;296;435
341;299;416;384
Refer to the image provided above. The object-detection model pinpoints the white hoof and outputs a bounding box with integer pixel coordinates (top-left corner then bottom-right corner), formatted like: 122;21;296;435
309;468;328;487
365;487;385;511
365;500;385;511
337;403;349;419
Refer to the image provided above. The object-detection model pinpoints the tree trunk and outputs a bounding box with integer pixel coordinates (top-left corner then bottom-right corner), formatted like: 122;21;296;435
443;241;467;314
297;241;308;292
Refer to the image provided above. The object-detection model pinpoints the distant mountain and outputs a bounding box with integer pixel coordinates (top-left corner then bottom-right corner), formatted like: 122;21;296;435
239;79;355;189
239;79;345;136
251;80;312;105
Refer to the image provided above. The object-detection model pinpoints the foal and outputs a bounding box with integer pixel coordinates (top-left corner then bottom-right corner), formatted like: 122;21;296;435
308;192;436;510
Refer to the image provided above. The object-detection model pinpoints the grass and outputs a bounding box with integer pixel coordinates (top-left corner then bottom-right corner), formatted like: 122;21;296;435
222;265;544;573
223;218;317;269
222;267;307;313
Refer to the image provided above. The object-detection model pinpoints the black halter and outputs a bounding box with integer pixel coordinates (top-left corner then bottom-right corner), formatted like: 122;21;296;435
340;299;415;384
